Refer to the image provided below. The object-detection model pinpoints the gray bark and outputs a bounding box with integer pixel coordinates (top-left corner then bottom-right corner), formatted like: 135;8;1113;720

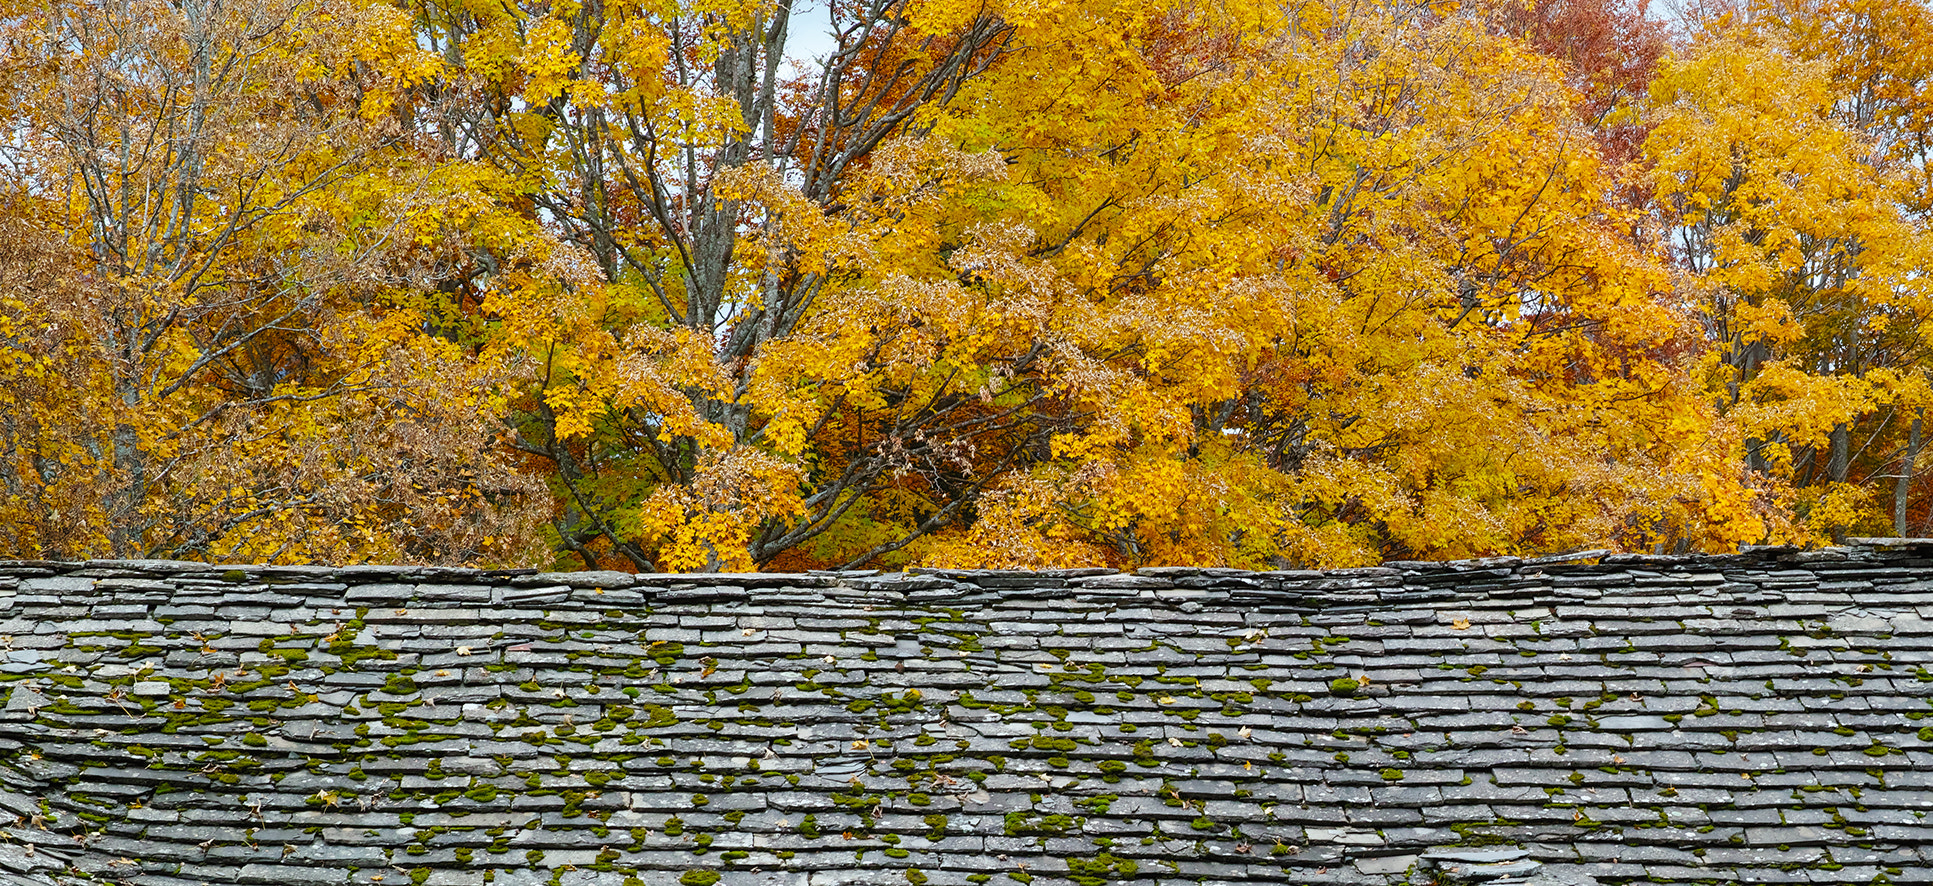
1898;412;1921;537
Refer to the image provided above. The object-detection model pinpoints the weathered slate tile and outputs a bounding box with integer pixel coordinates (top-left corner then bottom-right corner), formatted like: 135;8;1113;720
7;544;1933;884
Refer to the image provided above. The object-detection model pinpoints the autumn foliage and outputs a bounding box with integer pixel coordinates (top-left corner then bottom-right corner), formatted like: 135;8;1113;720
3;0;1930;570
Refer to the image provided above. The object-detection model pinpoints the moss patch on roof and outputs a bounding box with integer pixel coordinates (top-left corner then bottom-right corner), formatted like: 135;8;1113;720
0;544;1930;884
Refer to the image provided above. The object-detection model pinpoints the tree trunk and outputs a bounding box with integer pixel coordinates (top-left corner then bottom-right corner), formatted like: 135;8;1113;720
1898;411;1922;537
1828;422;1851;483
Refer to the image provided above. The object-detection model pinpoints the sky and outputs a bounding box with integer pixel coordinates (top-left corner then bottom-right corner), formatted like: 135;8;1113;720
784;0;840;78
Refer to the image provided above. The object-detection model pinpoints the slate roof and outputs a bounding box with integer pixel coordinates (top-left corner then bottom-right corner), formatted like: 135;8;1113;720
1;543;1931;886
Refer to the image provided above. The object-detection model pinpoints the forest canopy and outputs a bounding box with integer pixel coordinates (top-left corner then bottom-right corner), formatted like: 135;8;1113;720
3;0;1930;571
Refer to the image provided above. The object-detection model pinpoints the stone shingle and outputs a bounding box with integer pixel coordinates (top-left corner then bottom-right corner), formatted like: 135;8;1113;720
2;544;1933;883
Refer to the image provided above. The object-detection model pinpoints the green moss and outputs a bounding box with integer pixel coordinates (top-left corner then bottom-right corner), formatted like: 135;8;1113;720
650;641;686;667
679;872;721;886
1004;811;1076;836
1076;794;1118;815
1067;853;1139;885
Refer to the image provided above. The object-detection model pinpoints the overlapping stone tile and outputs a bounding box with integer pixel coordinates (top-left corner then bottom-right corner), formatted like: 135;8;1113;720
2;546;1933;883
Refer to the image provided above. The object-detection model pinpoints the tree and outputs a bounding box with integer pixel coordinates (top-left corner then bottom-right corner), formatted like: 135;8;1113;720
1752;0;1933;535
0;0;544;563
7;0;1871;571
895;0;1776;566
430;0;1783;570
414;0;1034;570
1483;0;1671;170
1643;17;1933;541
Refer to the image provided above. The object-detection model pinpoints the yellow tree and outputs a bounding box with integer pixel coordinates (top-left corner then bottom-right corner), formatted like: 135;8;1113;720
1753;0;1933;535
1643;15;1933;540
0;192;113;558
881;0;1777;567
0;0;1808;570
0;0;545;562
431;0;1781;571
409;0;1041;570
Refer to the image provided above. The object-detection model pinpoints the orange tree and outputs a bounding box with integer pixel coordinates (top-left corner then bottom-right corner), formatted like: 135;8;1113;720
0;0;544;563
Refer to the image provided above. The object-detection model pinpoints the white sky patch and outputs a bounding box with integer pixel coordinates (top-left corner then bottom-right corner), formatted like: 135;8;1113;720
783;0;838;80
